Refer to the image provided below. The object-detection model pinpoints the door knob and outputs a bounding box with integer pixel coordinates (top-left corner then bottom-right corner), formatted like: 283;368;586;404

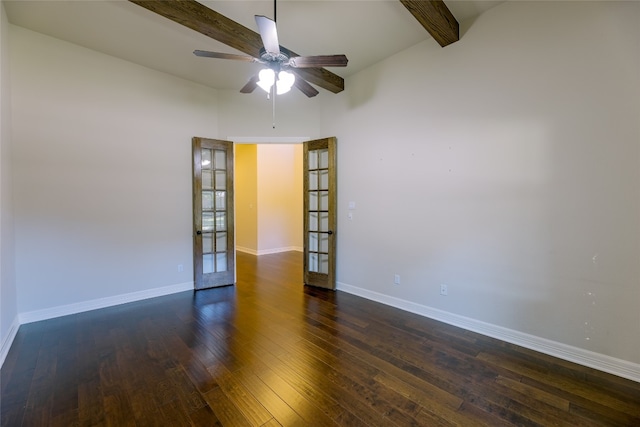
196;230;202;235
327;230;333;235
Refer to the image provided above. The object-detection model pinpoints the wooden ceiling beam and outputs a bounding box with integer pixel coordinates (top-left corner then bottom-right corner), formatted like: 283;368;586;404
129;0;344;93
400;0;459;47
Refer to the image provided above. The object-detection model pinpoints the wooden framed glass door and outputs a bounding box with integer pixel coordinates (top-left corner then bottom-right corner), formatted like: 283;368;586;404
192;137;235;289
303;137;337;289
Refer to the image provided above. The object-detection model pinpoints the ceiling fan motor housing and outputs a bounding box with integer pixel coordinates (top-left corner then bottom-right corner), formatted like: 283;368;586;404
259;47;290;66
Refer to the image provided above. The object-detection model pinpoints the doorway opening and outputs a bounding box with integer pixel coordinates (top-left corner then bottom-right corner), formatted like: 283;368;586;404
193;137;336;290
234;143;304;256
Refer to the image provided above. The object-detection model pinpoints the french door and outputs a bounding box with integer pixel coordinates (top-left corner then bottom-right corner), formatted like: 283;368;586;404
303;137;337;290
192;137;235;289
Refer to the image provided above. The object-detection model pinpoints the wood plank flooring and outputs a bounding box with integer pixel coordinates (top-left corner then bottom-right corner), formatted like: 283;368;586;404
2;251;639;426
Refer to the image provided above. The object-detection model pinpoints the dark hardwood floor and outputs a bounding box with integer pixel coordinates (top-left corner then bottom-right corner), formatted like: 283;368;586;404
2;251;639;426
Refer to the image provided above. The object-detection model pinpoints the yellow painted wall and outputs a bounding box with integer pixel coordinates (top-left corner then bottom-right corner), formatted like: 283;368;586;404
234;144;258;253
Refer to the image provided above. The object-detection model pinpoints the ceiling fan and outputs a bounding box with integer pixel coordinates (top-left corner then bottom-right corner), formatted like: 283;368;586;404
192;2;348;98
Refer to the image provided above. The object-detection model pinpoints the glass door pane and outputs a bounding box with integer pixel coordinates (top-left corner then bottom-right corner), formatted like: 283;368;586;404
193;138;235;290
202;149;230;274
303;138;336;289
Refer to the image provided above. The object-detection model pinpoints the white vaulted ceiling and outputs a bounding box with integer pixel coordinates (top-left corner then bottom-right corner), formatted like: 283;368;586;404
4;1;503;91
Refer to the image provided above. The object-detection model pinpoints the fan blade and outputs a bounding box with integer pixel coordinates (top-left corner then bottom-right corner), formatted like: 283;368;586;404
128;1;344;93
255;15;280;56
289;55;348;68
240;75;260;94
194;50;259;62
293;77;319;98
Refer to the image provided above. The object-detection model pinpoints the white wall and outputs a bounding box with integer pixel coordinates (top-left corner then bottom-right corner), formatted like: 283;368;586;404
10;26;219;315
218;88;321;140
321;1;640;368
0;1;18;363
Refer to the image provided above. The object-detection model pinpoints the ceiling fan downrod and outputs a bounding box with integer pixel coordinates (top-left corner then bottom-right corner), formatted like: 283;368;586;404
271;0;277;128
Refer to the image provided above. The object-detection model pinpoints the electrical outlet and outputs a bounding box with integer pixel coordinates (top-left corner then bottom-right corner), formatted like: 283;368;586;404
178;264;184;272
394;274;401;285
440;284;448;296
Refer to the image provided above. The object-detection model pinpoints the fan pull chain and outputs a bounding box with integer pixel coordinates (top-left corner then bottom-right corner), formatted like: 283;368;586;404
272;84;276;129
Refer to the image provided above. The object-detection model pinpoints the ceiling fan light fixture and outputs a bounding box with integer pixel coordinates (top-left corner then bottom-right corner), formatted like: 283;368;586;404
257;68;295;95
257;68;275;93
276;70;295;95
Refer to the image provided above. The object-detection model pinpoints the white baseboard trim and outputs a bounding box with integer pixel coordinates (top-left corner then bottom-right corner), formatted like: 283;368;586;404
19;281;194;325
236;246;259;255
0;315;20;369
337;281;640;383
257;246;303;255
237;246;303;256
